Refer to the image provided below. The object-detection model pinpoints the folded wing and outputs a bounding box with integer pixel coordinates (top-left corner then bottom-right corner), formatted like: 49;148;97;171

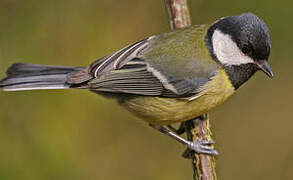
67;33;216;98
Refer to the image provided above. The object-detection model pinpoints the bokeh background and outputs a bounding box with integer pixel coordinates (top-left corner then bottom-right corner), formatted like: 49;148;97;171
0;0;292;179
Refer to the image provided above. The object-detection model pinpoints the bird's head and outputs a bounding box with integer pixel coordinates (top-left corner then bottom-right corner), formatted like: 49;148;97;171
206;13;273;88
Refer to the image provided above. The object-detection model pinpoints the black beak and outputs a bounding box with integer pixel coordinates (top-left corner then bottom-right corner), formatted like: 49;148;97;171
255;60;274;78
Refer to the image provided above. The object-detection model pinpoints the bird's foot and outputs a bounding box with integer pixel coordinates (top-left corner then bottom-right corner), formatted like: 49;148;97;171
183;139;218;158
149;124;218;157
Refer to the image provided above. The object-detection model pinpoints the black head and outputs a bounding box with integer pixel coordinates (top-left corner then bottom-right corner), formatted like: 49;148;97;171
217;13;271;60
206;13;273;89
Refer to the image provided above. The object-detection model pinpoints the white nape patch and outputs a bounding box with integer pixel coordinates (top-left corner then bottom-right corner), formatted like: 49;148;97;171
212;29;254;66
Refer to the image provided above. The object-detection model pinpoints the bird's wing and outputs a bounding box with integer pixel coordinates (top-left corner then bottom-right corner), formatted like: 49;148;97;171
87;58;165;96
67;26;218;98
67;39;148;85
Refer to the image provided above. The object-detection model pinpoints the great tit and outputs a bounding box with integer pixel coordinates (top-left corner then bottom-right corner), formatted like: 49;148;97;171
0;13;273;155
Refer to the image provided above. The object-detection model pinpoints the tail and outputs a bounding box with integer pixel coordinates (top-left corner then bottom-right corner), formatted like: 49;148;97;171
0;63;84;91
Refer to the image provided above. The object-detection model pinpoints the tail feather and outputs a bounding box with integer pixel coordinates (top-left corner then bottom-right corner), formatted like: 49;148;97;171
0;63;83;91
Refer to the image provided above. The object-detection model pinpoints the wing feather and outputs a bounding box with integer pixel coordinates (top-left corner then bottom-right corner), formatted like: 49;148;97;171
89;39;149;77
68;30;217;98
88;61;164;95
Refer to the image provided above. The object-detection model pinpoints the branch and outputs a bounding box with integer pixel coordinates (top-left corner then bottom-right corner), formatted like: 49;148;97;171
165;0;191;29
164;1;217;180
185;115;217;180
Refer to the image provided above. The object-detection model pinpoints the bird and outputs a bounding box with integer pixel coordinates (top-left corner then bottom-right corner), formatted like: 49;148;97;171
0;13;273;155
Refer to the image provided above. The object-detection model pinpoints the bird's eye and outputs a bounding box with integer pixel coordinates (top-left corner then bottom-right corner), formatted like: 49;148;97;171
241;46;252;55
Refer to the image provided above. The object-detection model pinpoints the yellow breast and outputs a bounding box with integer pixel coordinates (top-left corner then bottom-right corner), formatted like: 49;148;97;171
121;69;235;125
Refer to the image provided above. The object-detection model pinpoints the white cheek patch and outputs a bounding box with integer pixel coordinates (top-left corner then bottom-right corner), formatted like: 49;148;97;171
212;29;254;66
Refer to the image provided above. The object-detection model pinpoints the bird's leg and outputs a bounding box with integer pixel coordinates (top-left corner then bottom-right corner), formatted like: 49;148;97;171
167;123;186;135
149;124;218;156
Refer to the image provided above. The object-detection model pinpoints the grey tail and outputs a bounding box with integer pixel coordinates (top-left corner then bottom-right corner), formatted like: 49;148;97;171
0;63;84;91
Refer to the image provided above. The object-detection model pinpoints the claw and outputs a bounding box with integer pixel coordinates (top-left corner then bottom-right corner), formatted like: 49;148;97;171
198;139;215;145
186;140;218;157
149;124;218;158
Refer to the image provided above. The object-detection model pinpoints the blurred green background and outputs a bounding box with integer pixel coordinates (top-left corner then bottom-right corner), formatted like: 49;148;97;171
0;0;292;179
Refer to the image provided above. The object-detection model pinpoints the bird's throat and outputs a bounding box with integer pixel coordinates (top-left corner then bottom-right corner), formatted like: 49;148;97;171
223;63;258;89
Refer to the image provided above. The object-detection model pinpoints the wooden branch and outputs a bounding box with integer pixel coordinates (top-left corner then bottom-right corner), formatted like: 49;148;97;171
185;115;217;180
164;1;217;180
165;0;191;29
